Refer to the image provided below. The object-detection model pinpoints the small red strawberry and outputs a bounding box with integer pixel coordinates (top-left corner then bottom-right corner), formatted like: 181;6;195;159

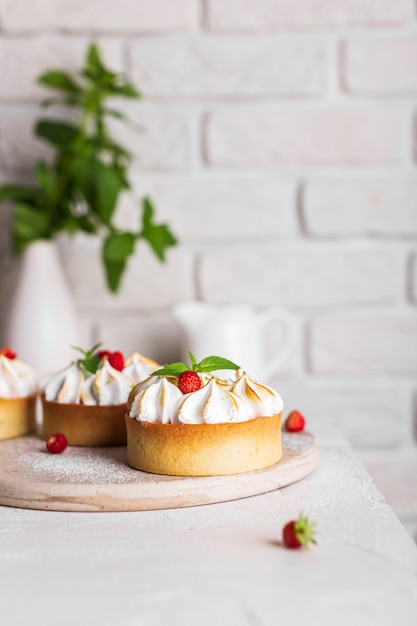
282;514;317;549
178;370;201;394
46;433;68;454
285;410;305;432
98;349;125;371
108;351;124;371
98;350;111;361
0;347;17;360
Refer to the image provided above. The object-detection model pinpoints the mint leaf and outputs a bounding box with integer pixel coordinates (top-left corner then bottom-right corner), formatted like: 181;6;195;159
151;362;190;377
189;351;198;370
195;356;240;373
79;354;100;375
151;354;240;377
140;197;177;262
71;343;102;375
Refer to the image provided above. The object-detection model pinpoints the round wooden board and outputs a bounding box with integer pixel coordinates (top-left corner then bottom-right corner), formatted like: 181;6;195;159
0;431;319;512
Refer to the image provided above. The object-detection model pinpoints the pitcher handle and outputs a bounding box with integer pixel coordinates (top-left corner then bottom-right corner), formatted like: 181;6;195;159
256;308;297;381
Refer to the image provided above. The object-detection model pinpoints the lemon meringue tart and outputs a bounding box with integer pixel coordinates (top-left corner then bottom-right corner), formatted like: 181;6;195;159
41;346;159;446
125;356;283;477
0;348;37;441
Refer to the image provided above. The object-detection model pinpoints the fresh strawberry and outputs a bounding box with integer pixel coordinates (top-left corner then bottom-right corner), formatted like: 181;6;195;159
108;351;124;371
98;349;124;371
284;410;305;432
46;433;68;454
178;370;201;394
282;514;317;549
98;350;111;360
0;347;17;359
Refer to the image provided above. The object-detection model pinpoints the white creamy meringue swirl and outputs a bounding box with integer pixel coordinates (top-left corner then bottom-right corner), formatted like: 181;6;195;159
81;360;132;406
123;352;159;384
129;376;183;424
128;372;284;424
43;363;84;403
231;372;283;418
43;360;132;405
0;355;37;399
177;379;250;424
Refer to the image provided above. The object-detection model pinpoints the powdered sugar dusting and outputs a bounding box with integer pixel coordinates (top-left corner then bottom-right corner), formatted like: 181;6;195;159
15;440;150;485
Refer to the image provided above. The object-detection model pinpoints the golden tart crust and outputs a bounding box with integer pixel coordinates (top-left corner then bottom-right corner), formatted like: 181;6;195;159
125;412;282;476
42;397;127;446
0;395;37;441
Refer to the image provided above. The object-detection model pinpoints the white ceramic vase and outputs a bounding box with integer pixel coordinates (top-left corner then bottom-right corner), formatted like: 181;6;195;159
4;240;83;378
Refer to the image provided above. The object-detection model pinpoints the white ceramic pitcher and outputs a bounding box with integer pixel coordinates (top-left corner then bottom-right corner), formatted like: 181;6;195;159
173;301;296;382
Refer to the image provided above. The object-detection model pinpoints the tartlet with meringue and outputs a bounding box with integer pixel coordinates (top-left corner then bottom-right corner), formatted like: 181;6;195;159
0;347;37;441
41;345;159;446
125;354;283;476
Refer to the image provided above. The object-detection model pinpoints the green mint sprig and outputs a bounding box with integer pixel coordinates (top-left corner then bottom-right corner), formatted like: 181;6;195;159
72;342;102;376
151;351;239;377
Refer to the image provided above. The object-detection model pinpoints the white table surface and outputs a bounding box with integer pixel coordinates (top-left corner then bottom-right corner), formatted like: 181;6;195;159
1;428;417;626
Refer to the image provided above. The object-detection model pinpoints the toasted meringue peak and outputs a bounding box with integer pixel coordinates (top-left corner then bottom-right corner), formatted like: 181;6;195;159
0;354;37;399
177;379;251;424
42;363;83;403
123;352;160;384
81;360;132;406
129;376;183;424
231;372;283;418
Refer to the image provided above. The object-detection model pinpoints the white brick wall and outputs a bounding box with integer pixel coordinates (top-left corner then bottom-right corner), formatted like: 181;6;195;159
0;0;416;534
129;37;325;98
206;0;416;31
205;108;407;165
343;36;417;94
302;178;417;237
0;0;198;33
309;314;417;374
199;244;401;307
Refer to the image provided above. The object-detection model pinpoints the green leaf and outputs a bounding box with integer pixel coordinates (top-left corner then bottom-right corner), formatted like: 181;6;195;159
151;362;190;377
189;351;198;370
140;197;177;262
79;355;100;375
102;232;135;293
194;356;240;373
38;70;81;94
72;343;102;375
0;184;39;205
35;161;56;196
85;42;104;75
12;203;51;252
35;120;79;147
109;83;140;99
94;161;128;225
151;354;240;377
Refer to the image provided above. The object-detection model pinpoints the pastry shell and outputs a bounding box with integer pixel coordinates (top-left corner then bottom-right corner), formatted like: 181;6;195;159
42;397;127;446
125;412;282;476
0;395;37;441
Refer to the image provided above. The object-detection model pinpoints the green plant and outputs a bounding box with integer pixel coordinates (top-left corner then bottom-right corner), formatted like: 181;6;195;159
0;42;177;292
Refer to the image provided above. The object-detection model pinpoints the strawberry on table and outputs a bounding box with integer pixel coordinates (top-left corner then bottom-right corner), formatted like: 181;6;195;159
282;514;317;549
46;433;68;454
284;410;306;432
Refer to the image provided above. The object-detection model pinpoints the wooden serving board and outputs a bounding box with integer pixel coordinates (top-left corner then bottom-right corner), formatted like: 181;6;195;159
0;431;319;512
